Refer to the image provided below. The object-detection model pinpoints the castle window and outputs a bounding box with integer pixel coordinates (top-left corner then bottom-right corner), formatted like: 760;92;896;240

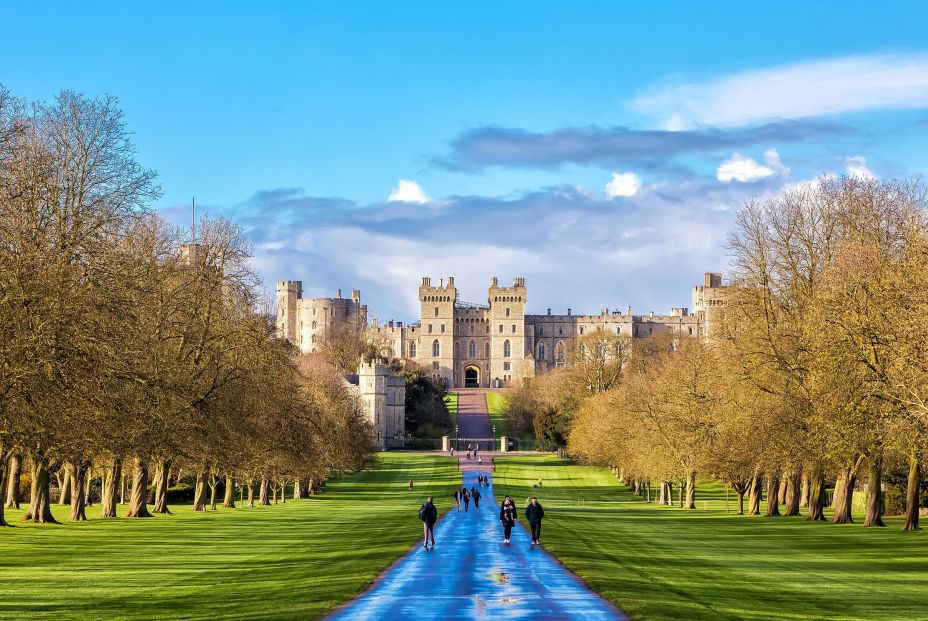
312;321;316;329
617;326;621;334
558;327;563;335
580;326;584;335
511;324;516;333
499;324;503;333
485;342;490;357
688;327;693;335
432;340;440;357
434;307;439;317
441;324;445;334
555;342;565;361
469;341;476;357
504;340;511;357
409;342;417;357
506;308;511;317
504;362;511;371
311;334;317;343
428;324;433;334
537;342;546;360
432;361;439;370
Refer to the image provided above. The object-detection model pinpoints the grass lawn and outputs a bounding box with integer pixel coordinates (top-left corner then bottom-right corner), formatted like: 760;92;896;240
486;391;536;449
0;453;459;620
444;392;459;430
494;455;928;621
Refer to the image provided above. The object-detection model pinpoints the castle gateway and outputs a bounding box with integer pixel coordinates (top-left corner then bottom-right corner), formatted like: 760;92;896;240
276;274;724;389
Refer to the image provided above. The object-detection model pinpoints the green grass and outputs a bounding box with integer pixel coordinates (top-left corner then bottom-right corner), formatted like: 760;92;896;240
0;453;460;620
444;392;459;430
494;455;928;621
486;391;536;449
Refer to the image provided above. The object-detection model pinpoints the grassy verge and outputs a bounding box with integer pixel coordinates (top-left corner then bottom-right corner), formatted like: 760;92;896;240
493;455;928;621
444;391;458;430
0;453;460;620
486;391;535;449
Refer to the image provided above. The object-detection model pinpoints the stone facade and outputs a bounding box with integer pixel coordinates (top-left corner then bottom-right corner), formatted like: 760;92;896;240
276;282;366;354
348;362;406;449
277;273;726;389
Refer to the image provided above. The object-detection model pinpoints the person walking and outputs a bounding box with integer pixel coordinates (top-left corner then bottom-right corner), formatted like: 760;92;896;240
419;496;438;549
499;495;517;544
526;496;545;545
408;479;414;490
462;487;470;512
453;489;461;512
471;486;481;509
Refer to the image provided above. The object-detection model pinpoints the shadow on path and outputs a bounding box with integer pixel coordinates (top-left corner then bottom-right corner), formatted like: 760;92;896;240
325;470;625;620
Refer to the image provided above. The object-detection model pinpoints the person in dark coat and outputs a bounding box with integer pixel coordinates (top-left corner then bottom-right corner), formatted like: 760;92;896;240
419;496;438;548
499;495;517;544
462;487;470;512
471;486;481;509
526;496;545;544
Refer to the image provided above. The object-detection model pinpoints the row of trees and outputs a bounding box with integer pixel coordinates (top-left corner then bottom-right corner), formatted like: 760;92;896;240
551;177;928;530
0;88;374;527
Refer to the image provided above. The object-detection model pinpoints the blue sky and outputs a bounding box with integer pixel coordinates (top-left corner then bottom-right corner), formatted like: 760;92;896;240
4;2;928;318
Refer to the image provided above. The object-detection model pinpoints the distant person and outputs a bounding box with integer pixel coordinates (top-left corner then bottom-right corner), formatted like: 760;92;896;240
499;495;517;544
483;475;490;488
453;489;461;512
477;474;483;485
471;486;481;509
419;496;437;549
474;447;479;459
462;487;471;512
408;479;414;490
526;496;545;545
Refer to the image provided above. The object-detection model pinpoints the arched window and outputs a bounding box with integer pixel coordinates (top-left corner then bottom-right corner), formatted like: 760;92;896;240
616;326;621;334
504;340;511;358
555;341;565;362
537;342;546;360
485;342;491;357
409;342;417;357
311;334;317;343
468;340;476;357
432;340;440;357
688;326;693;335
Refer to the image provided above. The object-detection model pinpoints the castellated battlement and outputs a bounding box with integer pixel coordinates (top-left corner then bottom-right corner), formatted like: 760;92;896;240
276;272;725;389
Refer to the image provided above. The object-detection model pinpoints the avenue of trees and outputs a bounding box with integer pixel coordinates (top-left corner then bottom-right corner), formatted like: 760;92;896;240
0;87;374;527
546;176;928;530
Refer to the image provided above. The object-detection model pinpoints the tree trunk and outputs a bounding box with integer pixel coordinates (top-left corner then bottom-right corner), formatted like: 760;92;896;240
807;465;826;522
800;470;809;508
684;470;696;509
778;478;787;505
784;472;802;516
85;467;93;506
765;472;780;517
209;479;218;510
645;479;651;503
120;471;126;505
737;490;745;515
259;477;270;506
58;468;71;505
246;479;255;507
100;458;121;518
151;459;172;514
272;481;278;504
831;466;856;524
903;454;920;531
223;477;236;508
24;457;58;523
863;456;885;527
126;458;152;518
748;474;762;516
68;462;89;521
279;481;286;504
293;478;304;500
193;470;208;511
5;454;22;509
0;450;9;526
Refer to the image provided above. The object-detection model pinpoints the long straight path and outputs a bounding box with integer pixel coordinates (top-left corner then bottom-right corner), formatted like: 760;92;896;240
325;469;624;620
456;388;493;451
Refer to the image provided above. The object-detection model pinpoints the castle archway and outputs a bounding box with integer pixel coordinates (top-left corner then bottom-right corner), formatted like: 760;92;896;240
464;365;480;388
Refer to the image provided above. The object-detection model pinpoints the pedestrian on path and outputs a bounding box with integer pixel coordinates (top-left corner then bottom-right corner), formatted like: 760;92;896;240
526;496;545;545
453;489;461;512
471;486;481;509
499;495;517;544
484;475;490;488
462;488;470;512
419;496;437;549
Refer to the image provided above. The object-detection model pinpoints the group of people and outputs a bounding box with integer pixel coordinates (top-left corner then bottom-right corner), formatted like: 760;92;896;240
418;482;545;549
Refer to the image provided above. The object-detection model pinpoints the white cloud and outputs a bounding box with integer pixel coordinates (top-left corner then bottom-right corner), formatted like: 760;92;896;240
632;53;928;127
717;149;787;183
605;171;642;197
846;155;874;180
387;179;430;204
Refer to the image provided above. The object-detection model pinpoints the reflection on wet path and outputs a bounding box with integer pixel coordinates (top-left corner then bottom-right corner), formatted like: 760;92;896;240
325;471;624;620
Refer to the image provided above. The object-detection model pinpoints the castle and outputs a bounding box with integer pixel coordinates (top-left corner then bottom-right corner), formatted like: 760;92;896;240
276;273;725;390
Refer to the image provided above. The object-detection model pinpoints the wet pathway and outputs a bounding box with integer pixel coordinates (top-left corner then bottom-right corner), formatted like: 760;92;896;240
325;470;624;620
